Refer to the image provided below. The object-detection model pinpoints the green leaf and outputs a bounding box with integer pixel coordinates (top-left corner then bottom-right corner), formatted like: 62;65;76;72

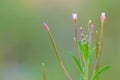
89;47;96;56
73;56;84;77
78;41;83;54
80;67;86;80
88;47;96;65
93;66;110;80
83;42;89;61
78;41;89;62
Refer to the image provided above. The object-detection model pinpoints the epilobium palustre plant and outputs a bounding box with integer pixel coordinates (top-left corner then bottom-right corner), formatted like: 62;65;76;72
42;12;110;80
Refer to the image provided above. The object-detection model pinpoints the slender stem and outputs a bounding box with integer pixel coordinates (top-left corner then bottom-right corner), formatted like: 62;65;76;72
91;71;94;80
91;23;104;80
88;20;92;49
99;23;104;59
85;61;89;80
88;24;90;37
90;31;99;80
96;22;104;80
88;21;90;48
95;31;99;59
95;31;99;80
47;30;72;80
42;63;47;80
74;24;81;61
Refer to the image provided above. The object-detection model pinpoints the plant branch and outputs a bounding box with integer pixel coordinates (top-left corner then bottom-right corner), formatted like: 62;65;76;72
47;30;72;80
74;24;81;61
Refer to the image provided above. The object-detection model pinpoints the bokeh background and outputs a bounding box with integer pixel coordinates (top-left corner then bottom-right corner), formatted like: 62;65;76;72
0;0;120;80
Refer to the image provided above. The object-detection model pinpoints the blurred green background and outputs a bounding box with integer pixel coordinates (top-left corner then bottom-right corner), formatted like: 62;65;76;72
0;0;119;80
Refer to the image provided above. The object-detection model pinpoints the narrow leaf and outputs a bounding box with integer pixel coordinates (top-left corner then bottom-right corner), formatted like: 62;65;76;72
73;56;84;76
88;47;96;65
89;47;96;56
78;41;83;54
83;42;89;61
93;66;110;80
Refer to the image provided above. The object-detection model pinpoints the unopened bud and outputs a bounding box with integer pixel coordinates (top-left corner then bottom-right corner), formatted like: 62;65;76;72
43;23;49;31
72;13;78;24
101;12;106;23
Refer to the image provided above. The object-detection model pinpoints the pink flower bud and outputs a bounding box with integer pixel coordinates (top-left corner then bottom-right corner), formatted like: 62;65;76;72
72;13;77;24
43;23;49;31
101;12;106;23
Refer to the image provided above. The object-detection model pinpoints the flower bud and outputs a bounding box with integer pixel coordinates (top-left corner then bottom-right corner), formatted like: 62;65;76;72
101;12;106;23
72;13;78;24
43;23;49;31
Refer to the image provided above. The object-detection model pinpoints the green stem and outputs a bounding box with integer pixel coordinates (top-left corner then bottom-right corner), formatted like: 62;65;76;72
95;31;99;59
85;61;89;80
47;30;72;80
96;22;104;80
42;63;47;80
95;31;99;80
99;22;104;60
